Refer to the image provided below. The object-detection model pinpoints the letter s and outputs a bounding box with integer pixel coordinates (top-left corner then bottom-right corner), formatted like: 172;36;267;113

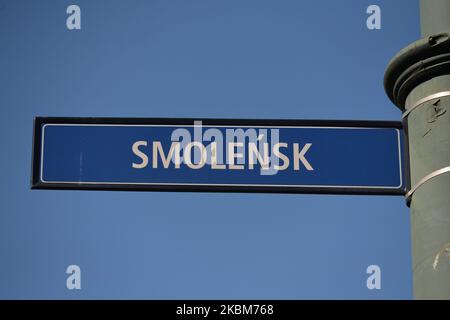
132;141;148;169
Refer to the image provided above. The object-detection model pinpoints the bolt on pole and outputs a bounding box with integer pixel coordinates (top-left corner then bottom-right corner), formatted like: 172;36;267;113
384;0;450;299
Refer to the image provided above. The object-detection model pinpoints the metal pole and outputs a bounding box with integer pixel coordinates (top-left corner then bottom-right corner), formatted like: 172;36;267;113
385;1;450;299
420;0;450;37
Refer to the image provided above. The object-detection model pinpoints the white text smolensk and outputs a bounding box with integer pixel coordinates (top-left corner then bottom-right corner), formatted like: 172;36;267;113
131;140;314;172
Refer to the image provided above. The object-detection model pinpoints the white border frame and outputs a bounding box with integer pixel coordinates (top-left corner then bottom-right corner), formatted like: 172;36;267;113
40;124;403;189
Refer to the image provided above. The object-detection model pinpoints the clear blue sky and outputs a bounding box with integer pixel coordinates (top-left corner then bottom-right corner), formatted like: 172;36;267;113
0;0;419;299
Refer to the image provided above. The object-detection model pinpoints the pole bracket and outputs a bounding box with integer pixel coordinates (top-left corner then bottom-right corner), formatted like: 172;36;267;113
402;91;450;119
405;166;450;202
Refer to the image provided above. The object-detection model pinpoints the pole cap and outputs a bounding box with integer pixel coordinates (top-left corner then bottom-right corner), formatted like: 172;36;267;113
384;31;450;110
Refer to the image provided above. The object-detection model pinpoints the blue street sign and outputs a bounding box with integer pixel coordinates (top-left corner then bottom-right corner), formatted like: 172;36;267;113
31;118;406;195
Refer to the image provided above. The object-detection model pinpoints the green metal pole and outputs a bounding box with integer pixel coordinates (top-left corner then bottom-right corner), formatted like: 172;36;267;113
408;0;450;299
420;0;450;37
385;1;450;299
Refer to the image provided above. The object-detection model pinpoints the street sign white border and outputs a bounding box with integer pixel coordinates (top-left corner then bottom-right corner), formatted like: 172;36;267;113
39;124;403;190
